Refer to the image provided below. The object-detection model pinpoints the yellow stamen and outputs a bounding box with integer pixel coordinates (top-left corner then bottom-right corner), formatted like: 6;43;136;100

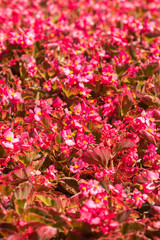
90;110;95;113
6;136;12;141
148;128;153;133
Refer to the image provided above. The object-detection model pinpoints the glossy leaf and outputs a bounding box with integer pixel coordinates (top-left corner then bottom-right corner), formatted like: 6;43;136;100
113;139;135;154
2;166;34;184
58;177;79;195
121;91;133;117
81;145;111;167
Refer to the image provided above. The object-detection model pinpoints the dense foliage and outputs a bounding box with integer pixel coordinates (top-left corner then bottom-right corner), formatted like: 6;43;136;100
0;0;160;239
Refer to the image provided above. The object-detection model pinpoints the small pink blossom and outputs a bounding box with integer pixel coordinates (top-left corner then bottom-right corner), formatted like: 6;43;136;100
132;189;148;208
46;165;57;180
27;56;37;77
43;82;51;92
2;129;19;149
61;129;75;146
70;160;85;173
34;107;42;121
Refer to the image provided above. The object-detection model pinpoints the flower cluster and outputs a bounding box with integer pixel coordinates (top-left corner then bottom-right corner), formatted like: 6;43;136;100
0;0;160;239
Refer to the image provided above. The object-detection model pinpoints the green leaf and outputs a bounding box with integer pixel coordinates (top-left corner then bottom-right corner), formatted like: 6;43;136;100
12;182;33;200
41;115;52;129
55;134;62;144
121;222;145;235
3;210;19;224
145;62;158;78
0;184;14;196
35;195;58;207
23;212;54;225
23;207;52;219
14;198;27;215
17;152;37;166
19;64;27;79
62;85;79;98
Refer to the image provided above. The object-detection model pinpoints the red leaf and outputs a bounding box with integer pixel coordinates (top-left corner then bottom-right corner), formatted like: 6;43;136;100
58;177;79;195
152;109;160;119
36;226;57;240
2;166;33;184
113;139;136;153
6;234;24;240
121;90;133;117
150;206;160;215
133;171;148;184
0;223;18;237
148;86;160;97
116;209;132;223
81;145;111;167
139;129;157;145
41;115;52;129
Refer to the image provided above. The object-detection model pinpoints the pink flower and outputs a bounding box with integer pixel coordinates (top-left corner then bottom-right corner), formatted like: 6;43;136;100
27;56;37;77
34;107;42;121
101;65;118;86
70;160;85;173
46;165;57;180
76;133;95;150
2;129;19;149
132;189;148;208
61;129;75;146
52;97;66;108
146;171;159;182
24;30;35;46
8;90;23;103
43;82;51;92
60;146;71;157
79;180;104;196
109;184;127;198
113;51;131;64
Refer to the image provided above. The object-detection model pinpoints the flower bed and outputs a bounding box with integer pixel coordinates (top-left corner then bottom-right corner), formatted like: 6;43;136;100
0;0;160;239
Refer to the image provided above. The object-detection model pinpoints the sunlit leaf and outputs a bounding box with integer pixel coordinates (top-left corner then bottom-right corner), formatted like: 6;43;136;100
81;145;111;167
